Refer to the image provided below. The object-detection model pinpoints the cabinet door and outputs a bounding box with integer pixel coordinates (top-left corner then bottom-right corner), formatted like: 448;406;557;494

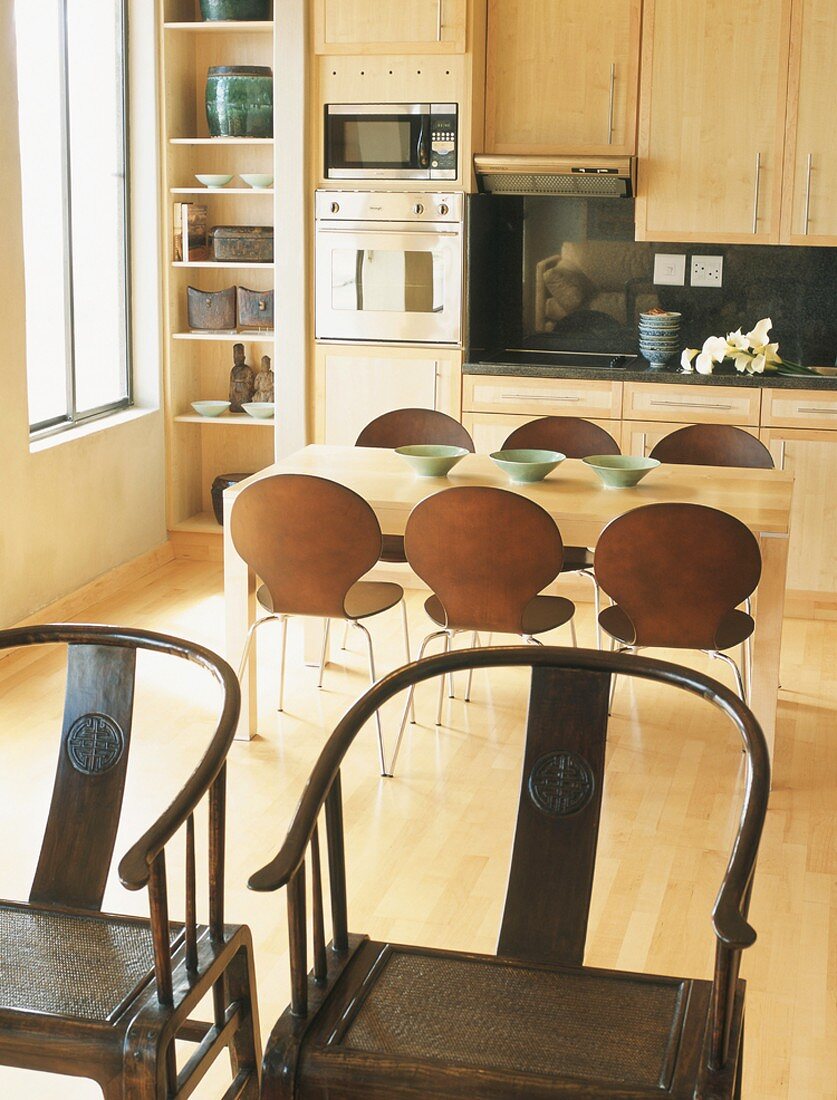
314;0;466;53
463;376;623;419
623;383;761;426
760;427;837;597
636;0;792;243
485;0;641;154
780;0;837;244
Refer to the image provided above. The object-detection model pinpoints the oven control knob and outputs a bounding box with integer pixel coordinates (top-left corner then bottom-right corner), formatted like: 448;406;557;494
413;203;424;215
330;201;340;214
438;203;449;215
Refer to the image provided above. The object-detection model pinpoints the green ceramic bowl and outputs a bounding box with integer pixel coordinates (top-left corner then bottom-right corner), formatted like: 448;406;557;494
241;402;275;419
489;448;565;483
395;444;469;477
583;454;661;488
191;400;230;417
195;173;233;189
240;173;274;190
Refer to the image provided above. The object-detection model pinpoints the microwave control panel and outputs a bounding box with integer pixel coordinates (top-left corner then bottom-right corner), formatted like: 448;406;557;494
430;105;458;180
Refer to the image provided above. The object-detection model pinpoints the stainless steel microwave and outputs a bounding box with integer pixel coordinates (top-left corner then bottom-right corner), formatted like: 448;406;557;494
324;103;458;181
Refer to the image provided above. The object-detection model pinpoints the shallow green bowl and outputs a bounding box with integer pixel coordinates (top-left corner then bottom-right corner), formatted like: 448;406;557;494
241;402;275;419
583;454;660;488
191;400;230;417
395;444;469;477
490;448;565;483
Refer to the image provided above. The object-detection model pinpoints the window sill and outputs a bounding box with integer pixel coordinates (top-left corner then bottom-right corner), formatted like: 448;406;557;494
29;406;159;454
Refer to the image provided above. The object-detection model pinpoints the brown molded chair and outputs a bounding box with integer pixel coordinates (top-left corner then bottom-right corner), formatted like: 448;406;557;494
355;408;476;564
501;416;622;648
231;473;409;774
390;485;576;773
0;623;260;1099
594;503;761;705
249;645;768;1100
649;424;774;469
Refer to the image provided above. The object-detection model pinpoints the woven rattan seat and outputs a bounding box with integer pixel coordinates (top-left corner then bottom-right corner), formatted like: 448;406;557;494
0;903;182;1021
335;947;689;1089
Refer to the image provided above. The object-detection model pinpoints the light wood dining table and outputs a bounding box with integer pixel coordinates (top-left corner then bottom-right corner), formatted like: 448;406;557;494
223;445;793;764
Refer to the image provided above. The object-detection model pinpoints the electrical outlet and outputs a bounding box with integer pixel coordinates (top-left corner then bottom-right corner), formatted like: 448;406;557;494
691;255;724;287
653;253;686;286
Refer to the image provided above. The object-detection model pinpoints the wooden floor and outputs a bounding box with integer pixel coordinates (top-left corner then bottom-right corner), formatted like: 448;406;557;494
0;556;833;1098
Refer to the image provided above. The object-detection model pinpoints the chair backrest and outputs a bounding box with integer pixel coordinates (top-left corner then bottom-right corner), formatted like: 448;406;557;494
248;646;770;1077
501;416;620;457
649;424;774;468
404;486;564;634
355;407;475;451
594;503;762;650
0;623;238;1004
230;473;384;619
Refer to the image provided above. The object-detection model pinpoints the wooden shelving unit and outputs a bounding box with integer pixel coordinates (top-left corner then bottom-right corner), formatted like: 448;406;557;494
160;0;278;539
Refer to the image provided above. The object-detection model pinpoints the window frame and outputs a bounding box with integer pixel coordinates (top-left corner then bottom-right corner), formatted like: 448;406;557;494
26;0;133;439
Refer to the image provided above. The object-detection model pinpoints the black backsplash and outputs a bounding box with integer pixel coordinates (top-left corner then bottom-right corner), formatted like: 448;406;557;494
466;195;837;367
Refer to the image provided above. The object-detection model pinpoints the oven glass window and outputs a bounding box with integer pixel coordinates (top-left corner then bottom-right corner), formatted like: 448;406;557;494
331;249;444;313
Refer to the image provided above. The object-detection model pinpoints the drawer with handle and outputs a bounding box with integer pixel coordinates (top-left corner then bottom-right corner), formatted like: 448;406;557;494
462;376;622;418
761;388;837;430
623;383;760;426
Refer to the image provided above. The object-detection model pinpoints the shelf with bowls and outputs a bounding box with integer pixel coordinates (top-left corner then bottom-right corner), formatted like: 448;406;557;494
171;187;275;195
175;413;274;427
164;21;274;33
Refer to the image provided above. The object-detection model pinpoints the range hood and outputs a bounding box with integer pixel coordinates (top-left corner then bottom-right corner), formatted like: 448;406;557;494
474;155;636;198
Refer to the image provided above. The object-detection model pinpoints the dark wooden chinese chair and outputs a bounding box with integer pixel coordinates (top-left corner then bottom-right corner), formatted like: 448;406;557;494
250;645;768;1099
502;416;622;648
0;624;260;1099
355;408;475;563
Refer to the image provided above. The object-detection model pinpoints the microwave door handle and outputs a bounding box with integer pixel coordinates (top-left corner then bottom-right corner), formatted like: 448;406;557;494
417;118;430;169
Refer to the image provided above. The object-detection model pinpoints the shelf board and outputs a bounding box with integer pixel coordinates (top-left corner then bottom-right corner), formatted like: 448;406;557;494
164;21;273;32
175;413;275;427
170;137;274;146
173;331;275;341
171;187;274;195
171;511;223;536
172;260;274;269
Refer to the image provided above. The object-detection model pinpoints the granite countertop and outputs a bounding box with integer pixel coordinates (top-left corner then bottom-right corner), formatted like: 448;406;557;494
463;359;837;390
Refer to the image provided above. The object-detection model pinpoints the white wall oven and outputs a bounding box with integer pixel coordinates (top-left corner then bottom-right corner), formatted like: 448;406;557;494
315;190;463;346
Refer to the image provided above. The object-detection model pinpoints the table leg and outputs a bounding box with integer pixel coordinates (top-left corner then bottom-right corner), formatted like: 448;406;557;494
224;497;257;741
304;618;328;667
749;533;789;773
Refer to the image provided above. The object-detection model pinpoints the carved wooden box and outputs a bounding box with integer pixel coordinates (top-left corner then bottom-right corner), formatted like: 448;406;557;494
237;286;274;329
187;286;237;331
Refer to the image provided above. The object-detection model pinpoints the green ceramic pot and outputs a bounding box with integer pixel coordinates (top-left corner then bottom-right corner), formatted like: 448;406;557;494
583;454;661;489
489;448;565;483
200;0;271;20
206;67;273;139
395;445;469;478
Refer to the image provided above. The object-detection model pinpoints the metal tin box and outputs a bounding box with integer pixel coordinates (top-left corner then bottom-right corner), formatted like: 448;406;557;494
211;226;274;263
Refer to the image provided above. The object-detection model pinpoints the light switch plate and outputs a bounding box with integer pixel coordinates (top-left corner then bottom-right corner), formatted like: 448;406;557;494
653;253;686;286
691;255;724;287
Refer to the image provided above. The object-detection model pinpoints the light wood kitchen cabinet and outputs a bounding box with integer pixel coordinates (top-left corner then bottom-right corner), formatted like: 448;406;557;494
463;375;623;419
314;0;466;54
484;0;642;154
622;382;761;426
636;0;792;243
314;344;461;445
780;0;837;244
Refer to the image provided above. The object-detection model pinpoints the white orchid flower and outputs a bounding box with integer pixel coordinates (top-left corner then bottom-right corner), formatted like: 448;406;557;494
726;328;750;351
745;317;773;349
733;352;753;373
680;348;699;373
750;353;766;374
693;334;728;374
762;341;782;367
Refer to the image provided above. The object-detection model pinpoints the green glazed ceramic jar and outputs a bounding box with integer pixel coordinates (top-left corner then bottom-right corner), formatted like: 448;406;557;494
200;0;271;20
205;67;273;138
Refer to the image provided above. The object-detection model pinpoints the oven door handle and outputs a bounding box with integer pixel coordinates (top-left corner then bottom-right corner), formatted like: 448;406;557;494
317;227;462;237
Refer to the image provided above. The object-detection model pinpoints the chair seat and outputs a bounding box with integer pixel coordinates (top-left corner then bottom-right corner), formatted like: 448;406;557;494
424;593;575;637
379;533;407;564
599;604;754;650
558;545;594;572
256;581;404;622
0;901;182;1022
297;941;735;1098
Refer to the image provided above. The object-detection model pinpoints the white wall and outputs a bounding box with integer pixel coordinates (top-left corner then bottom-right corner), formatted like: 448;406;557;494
0;0;167;627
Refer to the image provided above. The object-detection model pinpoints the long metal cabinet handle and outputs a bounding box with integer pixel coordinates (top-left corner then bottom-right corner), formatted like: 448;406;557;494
779;441;786;470
436;0;443;41
752;152;761;234
501;393;581;402
798;406;837;415
433;361;439;408
802;153;813;235
640;432;647;456
607;63;616;145
648;399;733;411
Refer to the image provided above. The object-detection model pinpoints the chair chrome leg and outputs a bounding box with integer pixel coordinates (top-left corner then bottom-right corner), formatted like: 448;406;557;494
389;629;449;777
464;630;479;703
236;615;273;681
400;599;415;723
317;619;331;689
578;568;602;649
609;643;632;712
524;634;544;646
352;619;387;776
277;615;289;713
340;620;350;651
437;632;452;726
570;615;578;647
710;650;747;702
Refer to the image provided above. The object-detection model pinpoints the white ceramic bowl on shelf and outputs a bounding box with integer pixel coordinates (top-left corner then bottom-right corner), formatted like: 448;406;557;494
191;400;230;417
240;173;274;190
242;402;275;419
195;174;233;189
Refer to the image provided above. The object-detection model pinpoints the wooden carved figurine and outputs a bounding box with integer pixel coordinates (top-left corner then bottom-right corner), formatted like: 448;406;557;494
252;354;274;403
229;343;254;412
